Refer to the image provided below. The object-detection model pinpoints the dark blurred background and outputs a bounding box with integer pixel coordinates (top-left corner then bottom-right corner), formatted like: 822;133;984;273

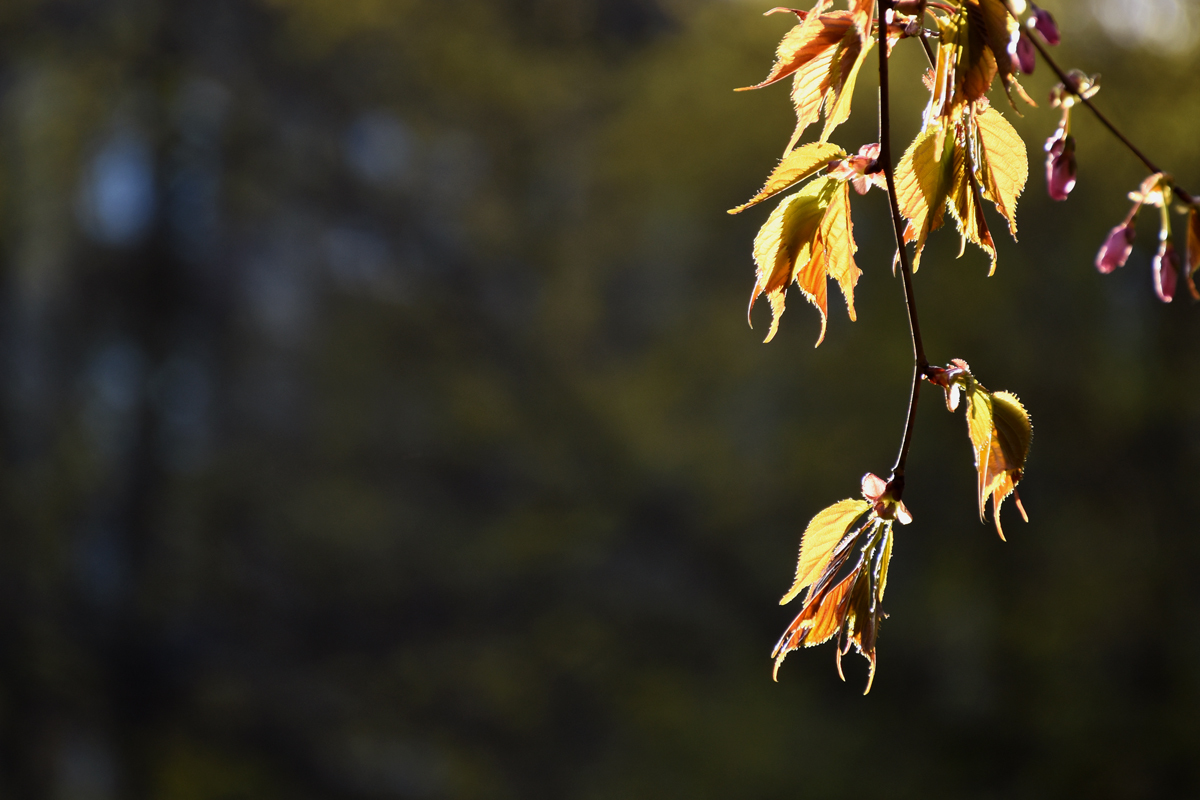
0;0;1198;797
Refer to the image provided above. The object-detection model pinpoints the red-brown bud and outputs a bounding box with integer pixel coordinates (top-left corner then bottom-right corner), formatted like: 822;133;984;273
1095;223;1137;274
1045;131;1076;201
1153;240;1179;302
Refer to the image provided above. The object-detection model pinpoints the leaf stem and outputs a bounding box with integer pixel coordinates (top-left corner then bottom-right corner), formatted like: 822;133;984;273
876;0;928;494
1021;29;1196;207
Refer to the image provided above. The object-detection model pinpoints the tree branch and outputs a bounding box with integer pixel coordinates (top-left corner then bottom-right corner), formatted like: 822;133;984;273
876;0;928;496
1020;28;1195;207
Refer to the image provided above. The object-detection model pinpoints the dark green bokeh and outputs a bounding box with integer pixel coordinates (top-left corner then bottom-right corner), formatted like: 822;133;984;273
0;1;1197;797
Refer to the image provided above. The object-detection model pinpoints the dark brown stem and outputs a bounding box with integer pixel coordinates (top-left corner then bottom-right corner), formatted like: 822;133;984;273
876;0;928;493
1021;29;1196;207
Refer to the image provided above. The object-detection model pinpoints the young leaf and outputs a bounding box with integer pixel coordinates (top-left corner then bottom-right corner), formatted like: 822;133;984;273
738;4;845;92
773;516;895;693
974;106;1028;239
819;30;875;142
776;11;873;154
896;124;953;270
819;180;862;320
729;141;845;214
961;376;1032;539
750;175;860;344
948;124;997;271
780;498;871;605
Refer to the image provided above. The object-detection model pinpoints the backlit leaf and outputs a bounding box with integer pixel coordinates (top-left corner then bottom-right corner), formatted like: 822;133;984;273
820;181;862;322
948;123;997;273
896;124;953;270
780;497;871;604
951;364;1032;539
729;141;845;214
750;174;861;345
975;106;1028;239
819;30;874;142
737;4;843;92
773;518;895;693
751;178;835;342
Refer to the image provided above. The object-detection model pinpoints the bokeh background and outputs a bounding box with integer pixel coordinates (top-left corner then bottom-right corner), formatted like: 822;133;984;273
0;0;1198;797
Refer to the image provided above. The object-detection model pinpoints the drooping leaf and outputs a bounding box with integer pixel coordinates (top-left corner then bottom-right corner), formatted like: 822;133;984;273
729;141;845;214
773;517;895;693
896;124;953;270
819;30;874;142
751;178;834;343
819;181;862;321
780;497;871;604
974;106;1028;239
948;122;997;271
956;368;1032;539
737;4;843;92
750;174;861;345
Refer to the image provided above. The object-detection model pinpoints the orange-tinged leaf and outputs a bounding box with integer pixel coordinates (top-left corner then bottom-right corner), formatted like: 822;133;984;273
785;41;840;153
896;124;953;270
1187;207;1200;300
780;498;871;605
819;31;874;142
975;106;1028;239
738;4;843;92
729;141;845;214
960;374;1032;539
948;123;997;272
750;178;835;342
819;181;862;322
964;384;995;519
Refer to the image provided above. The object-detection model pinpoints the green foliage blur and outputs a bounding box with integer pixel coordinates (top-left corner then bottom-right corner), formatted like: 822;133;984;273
0;0;1198;797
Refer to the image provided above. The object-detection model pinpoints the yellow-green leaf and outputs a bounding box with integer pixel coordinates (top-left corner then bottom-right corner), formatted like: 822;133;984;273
780;497;871;605
947;123;997;273
738;4;844;92
819;28;874;142
896;124;953;271
750;178;837;342
729;141;845;214
975;107;1028;239
962;379;1032;539
819;180;861;324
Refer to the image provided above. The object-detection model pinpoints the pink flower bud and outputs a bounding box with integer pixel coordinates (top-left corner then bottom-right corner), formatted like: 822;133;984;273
1095;223;1136;273
1153;241;1178;302
1030;4;1060;45
1008;32;1036;74
1044;131;1076;201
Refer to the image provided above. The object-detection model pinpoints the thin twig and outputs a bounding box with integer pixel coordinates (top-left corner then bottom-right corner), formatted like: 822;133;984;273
876;0;928;495
1020;28;1195;207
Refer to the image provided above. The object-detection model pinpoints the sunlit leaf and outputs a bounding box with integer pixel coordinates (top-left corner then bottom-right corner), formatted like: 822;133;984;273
750;173;861;345
949;364;1032;539
948;123;997;272
737;3;843;92
780;497;871;604
819;181;862;322
773;516;895;693
896;123;953;270
729;141;845;214
975;106;1028;240
819;31;874;142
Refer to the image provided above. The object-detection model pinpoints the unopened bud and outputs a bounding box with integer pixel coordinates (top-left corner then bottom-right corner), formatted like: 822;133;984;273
1095;223;1136;273
1044;131;1077;201
1011;33;1036;74
1153;240;1179;302
1029;4;1061;45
